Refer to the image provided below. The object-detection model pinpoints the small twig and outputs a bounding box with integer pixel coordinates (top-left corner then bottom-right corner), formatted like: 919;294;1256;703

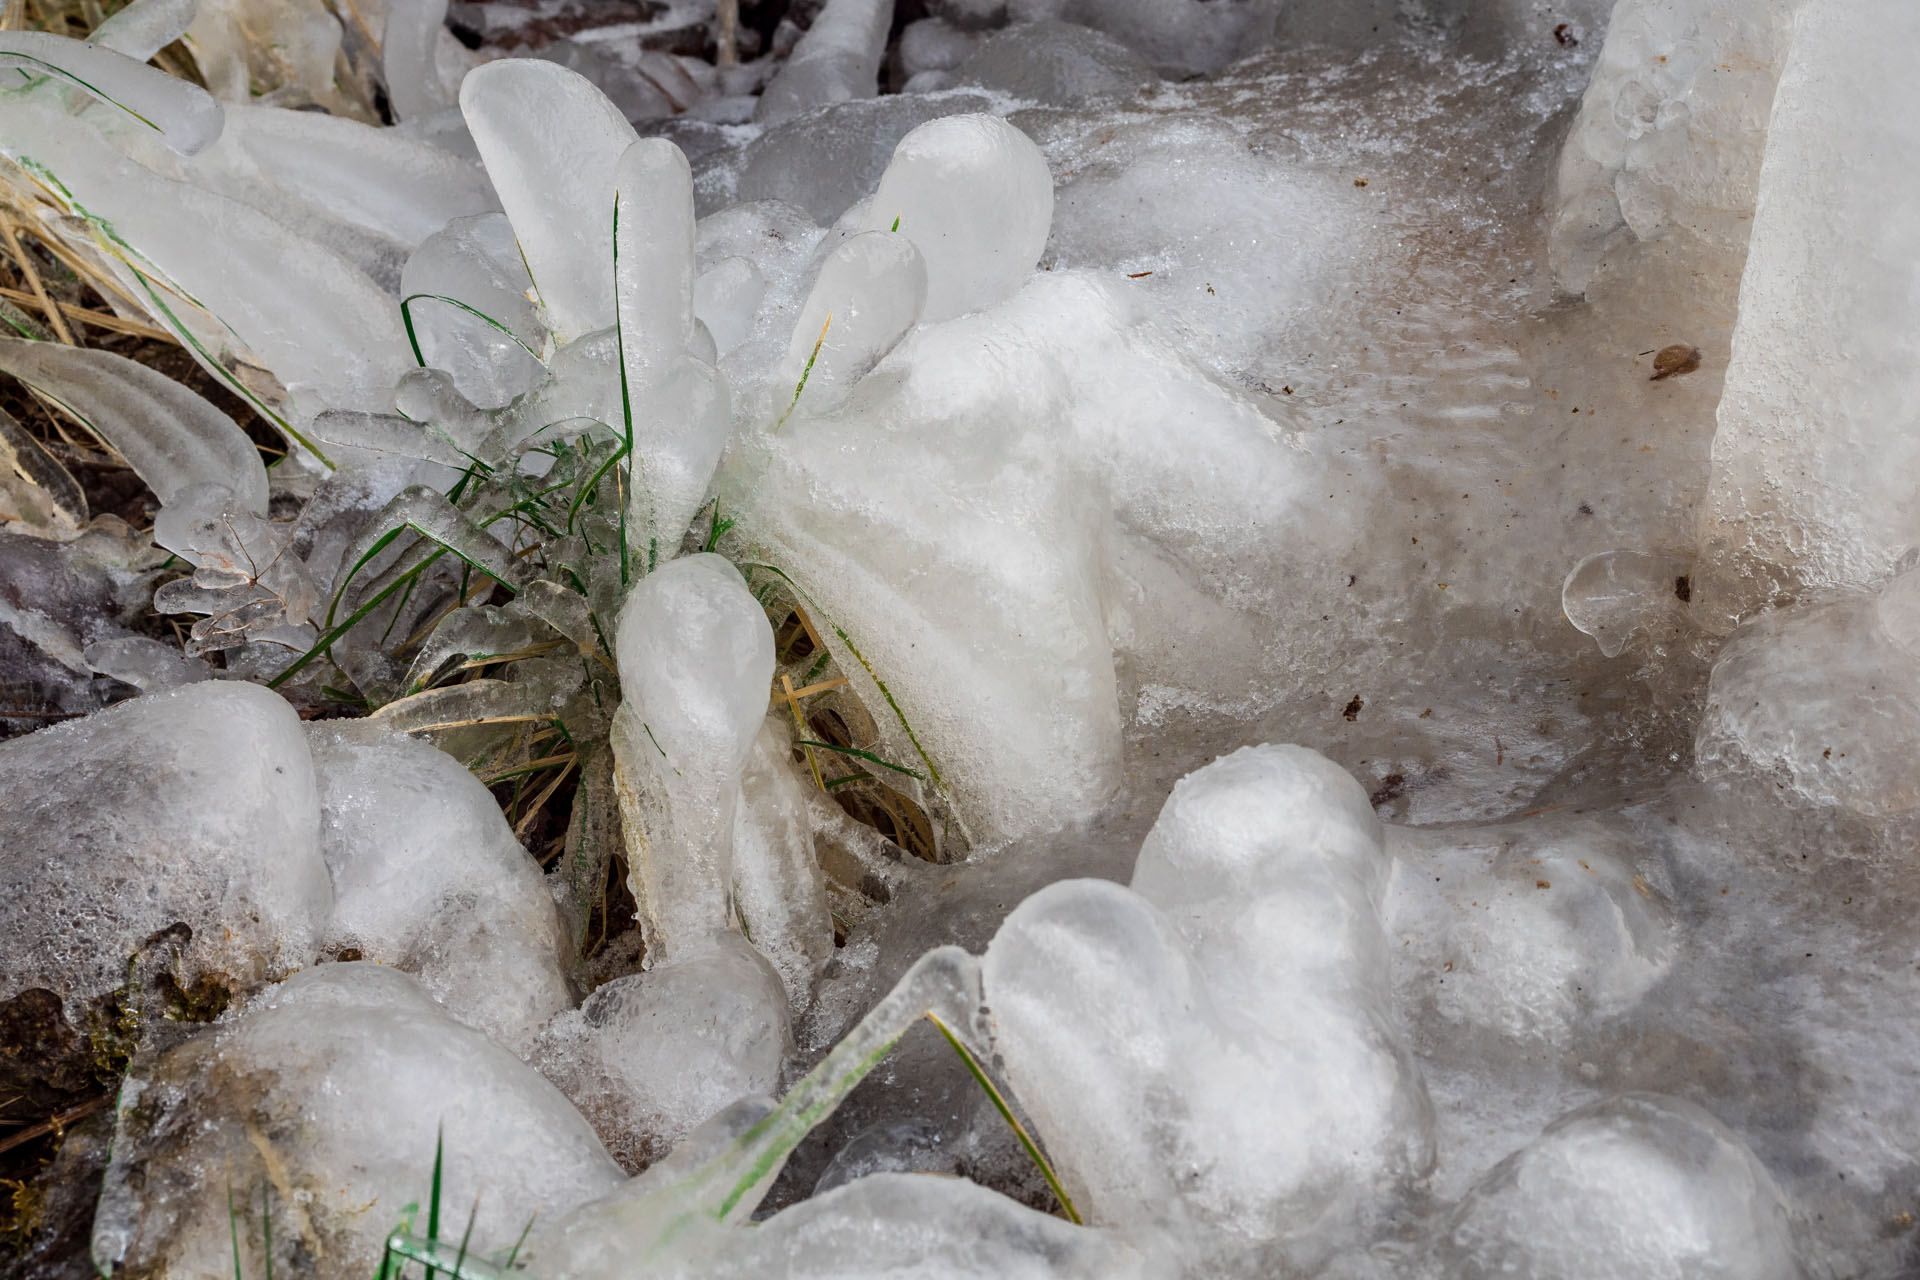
512;757;576;838
714;0;739;68
0;285;174;340
786;676;848;700
790;603;826;655
0;1095;108;1156
0;219;76;345
781;673;826;792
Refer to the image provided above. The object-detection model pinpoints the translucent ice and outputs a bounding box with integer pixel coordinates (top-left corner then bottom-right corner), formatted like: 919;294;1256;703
461;58;641;342
1548;0;1795;296
0;339;268;515
1422;1094;1800;1280
732;715;836;1012
952;19;1156;107
1007;0;1280;77
0;681;328;1078
860;114;1053;322
611;553;776;962
0;30;223;154
93;963;625;1279
1697;0;1920;623
306;721;572;1052
1695;577;1920;818
86;0;196;62
400;211;548;408
616;139;733;560
983;746;1432;1270
754;0;891;125
536;931;789;1170
775;229;926;415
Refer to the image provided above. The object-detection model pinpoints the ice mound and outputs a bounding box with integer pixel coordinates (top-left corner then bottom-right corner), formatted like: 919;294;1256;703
307;720;573;1053
1695;573;1920;819
92;963;625;1279
982;746;1432;1270
951;19;1156;107
1388;813;1678;1046
536;932;789;1171
755;0;892;124
0;681;327;1099
1697;0;1920;625
1008;0;1280;77
1422;1094;1801;1279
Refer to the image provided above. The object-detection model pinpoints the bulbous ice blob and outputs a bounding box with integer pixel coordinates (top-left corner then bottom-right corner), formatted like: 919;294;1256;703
306;721;573;1054
777;230;926;418
0;682;328;1102
615;139;732;558
1696;590;1920;818
1389;815;1679;1047
616;138;698;367
1426;1094;1801;1280
462;59;641;342
93;964;625;1280
1561;549;1694;658
986;747;1432;1271
862;114;1052;321
612;554;776;962
536;932;790;1171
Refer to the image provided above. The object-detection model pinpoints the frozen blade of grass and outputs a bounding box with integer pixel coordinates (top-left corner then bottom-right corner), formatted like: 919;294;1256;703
0;31;223;153
312;410;474;469
368;680;564;734
383;1235;510;1280
685;946;983;1227
773;312;830;431
401;294;545;368
227;1183;243;1280
0;293;53;340
792;738;923;781
425;1127;444;1280
0;335;269;513
927;1014;1082;1224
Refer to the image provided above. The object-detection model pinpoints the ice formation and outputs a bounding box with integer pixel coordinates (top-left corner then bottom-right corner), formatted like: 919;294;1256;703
307;720;574;1052
92;963;626;1279
6;0;1920;1276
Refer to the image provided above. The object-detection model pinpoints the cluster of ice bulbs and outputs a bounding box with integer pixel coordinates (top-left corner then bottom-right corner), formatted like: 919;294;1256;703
2;0;1919;1276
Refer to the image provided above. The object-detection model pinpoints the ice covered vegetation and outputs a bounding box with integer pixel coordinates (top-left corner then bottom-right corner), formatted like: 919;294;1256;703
4;0;1920;1275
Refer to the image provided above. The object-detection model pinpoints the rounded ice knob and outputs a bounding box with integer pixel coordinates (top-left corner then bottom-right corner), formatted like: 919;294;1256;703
863;113;1054;322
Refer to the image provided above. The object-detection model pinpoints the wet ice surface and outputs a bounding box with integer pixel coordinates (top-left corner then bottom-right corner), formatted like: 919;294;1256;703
3;0;1919;1276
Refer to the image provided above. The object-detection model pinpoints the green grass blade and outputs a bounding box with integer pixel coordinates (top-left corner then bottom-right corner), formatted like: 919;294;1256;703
611;189;635;586
0;51;165;132
425;1126;444;1280
400;294;545;367
927;1014;1081;1225
502;1213;536;1269
774;314;830;432
228;1183;244;1280
792;739;923;781
261;1182;274;1280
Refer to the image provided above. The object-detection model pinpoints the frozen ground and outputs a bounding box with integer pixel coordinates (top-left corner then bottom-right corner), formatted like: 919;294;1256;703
2;0;1917;1276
